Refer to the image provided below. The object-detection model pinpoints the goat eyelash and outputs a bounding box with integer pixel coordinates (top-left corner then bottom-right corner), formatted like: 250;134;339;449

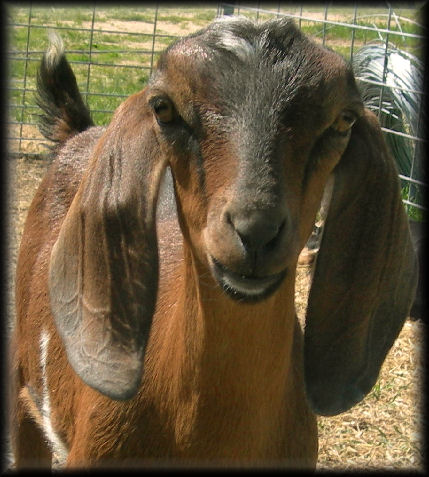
149;96;177;125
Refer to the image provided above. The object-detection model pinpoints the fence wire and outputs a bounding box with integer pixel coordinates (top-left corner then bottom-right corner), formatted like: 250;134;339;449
7;2;427;216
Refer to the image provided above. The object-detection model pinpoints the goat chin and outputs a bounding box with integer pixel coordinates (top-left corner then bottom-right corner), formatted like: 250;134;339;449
11;16;417;469
208;255;288;303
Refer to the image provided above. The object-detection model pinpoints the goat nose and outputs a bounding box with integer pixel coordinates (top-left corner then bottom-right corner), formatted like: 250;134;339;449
226;209;286;253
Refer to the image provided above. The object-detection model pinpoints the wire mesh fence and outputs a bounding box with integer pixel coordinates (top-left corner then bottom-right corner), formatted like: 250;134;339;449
6;2;426;217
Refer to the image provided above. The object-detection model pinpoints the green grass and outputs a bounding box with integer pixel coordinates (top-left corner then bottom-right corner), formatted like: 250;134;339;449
8;5;423;125
96;7;156;23
8;5;425;215
8;6;219;126
8;6;170;126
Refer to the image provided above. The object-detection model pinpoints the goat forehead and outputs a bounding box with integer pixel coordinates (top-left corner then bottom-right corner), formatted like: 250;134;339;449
162;24;349;114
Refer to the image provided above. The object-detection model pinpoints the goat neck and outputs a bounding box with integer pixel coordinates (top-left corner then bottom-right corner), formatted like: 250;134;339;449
146;240;309;462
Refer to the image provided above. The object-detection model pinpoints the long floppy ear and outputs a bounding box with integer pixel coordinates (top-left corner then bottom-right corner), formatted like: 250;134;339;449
304;109;418;416
49;90;167;400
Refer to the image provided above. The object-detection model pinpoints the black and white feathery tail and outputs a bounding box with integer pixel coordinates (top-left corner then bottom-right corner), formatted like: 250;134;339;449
36;31;94;150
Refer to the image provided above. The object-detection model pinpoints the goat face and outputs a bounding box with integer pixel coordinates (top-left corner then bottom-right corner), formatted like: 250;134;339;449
148;18;362;302
47;17;416;409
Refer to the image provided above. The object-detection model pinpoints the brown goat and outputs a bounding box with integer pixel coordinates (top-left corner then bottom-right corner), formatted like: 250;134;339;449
10;17;417;469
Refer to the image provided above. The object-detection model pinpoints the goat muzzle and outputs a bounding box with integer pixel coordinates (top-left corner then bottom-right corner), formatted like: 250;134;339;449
209;255;287;303
203;201;295;301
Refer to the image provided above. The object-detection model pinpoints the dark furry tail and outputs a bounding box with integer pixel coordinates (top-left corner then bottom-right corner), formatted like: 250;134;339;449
36;31;94;149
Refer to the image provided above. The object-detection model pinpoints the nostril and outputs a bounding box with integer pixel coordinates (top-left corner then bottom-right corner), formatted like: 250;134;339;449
227;209;287;253
264;219;285;252
224;211;233;227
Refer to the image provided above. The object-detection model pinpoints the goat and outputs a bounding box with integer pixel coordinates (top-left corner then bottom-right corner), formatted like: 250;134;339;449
409;218;427;322
10;17;417;469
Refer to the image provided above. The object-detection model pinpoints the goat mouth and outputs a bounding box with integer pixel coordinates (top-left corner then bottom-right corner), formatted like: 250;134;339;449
210;256;286;303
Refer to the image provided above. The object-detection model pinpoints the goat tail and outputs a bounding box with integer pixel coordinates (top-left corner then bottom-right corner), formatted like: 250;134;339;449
36;31;94;149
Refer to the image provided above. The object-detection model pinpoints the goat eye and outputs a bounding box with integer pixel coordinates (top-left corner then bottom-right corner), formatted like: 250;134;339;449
331;110;357;134
152;98;175;124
